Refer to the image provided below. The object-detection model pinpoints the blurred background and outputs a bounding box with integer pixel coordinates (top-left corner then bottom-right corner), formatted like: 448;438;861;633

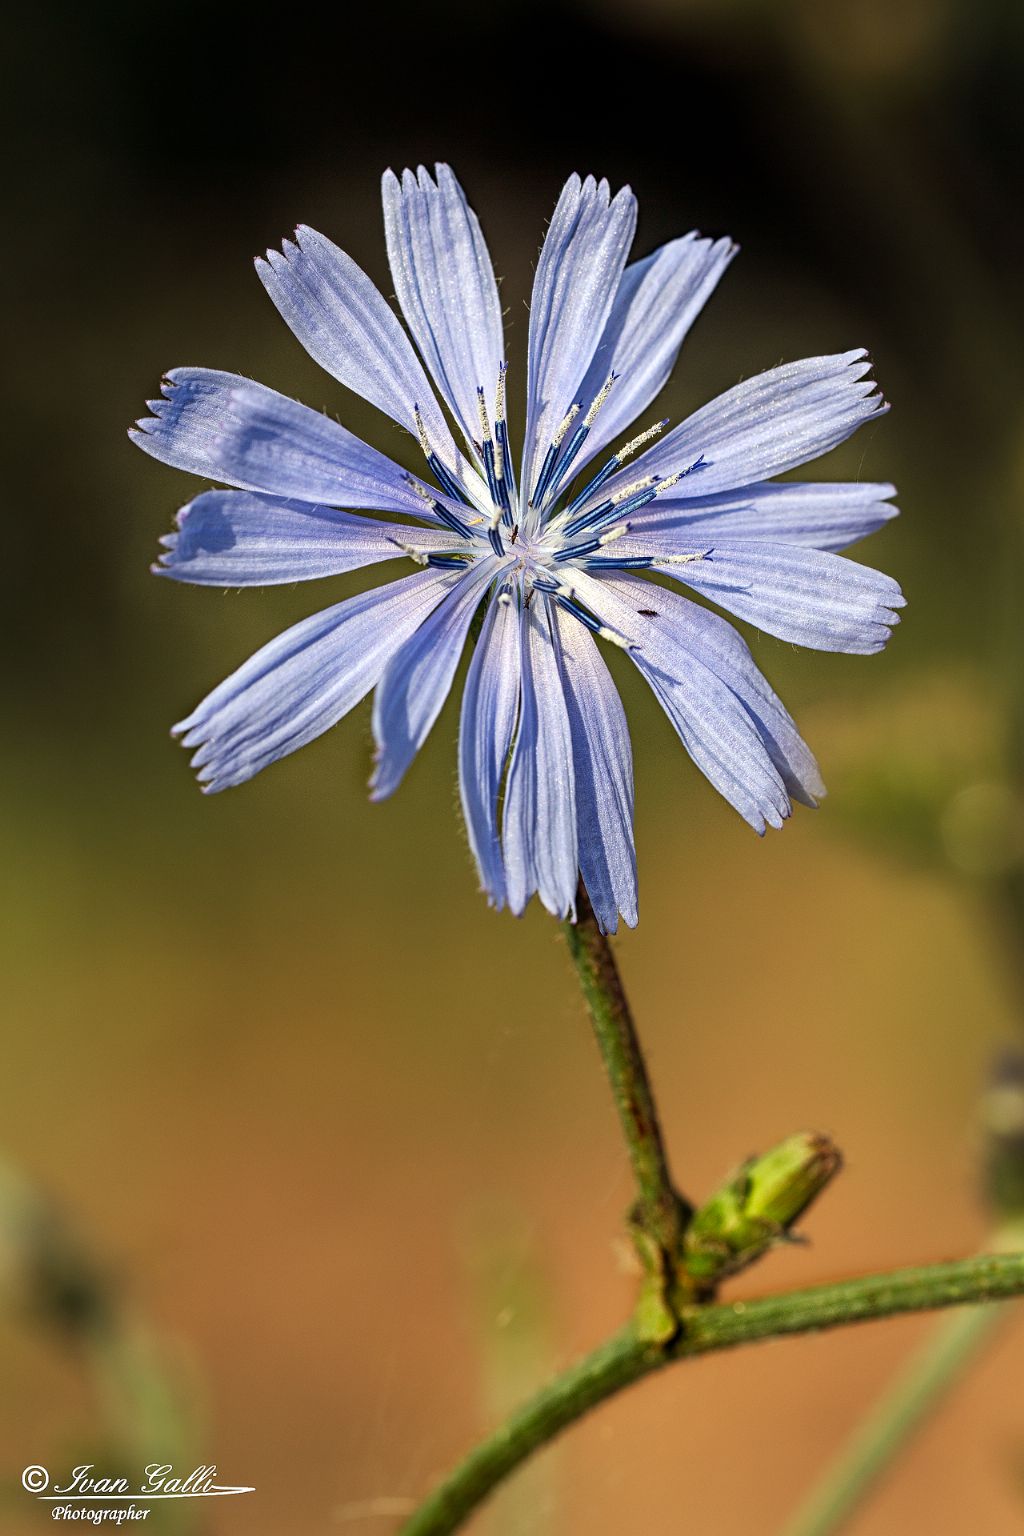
3;0;1024;1530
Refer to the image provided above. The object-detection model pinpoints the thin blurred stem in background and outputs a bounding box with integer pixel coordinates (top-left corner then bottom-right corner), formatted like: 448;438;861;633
780;1056;1024;1536
781;1302;1004;1536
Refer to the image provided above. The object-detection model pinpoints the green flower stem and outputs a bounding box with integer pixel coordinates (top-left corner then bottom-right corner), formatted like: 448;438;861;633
562;884;691;1263
399;1252;1024;1536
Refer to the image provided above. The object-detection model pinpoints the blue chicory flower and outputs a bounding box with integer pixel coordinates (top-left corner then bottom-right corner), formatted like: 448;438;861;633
132;166;904;932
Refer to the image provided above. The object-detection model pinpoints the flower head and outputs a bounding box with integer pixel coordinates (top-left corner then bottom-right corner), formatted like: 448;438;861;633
132;166;904;932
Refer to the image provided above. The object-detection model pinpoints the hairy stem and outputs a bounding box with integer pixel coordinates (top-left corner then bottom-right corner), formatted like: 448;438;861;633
562;883;691;1260
399;1252;1024;1536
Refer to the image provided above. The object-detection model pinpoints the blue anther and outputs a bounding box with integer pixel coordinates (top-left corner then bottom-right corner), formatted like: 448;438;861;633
481;440;505;512
495;417;515;487
544;421;590;503
431;502;474;540
554;533;607;562
530;441;560;509
426;552;472;569
428;453;472;506
561;497;617;540
612;485;660;518
562;455;620;519
553;591;604;637
581;555;654;571
487;522;505;556
565;482;659;542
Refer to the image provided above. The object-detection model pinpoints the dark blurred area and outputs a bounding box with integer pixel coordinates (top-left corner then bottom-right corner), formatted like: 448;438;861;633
3;0;1024;1531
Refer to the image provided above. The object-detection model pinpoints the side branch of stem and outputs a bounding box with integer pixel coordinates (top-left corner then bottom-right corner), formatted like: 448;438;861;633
399;1251;1024;1536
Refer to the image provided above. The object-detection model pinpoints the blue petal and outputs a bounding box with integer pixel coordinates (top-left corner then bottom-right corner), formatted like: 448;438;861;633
589;351;887;506
370;558;497;801
131;369;443;513
625;480;898;554
173;568;455;791
584;572;824;808
524;175;637;495
458;592;521;911
156;489;456;586
382;165;504;455
502;597;578;918
655;542;906;654
256;225;463;479
567;572;792;833
571;233;736;472
552;607;637;933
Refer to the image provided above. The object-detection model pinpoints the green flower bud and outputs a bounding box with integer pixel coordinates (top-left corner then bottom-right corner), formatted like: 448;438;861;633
681;1132;842;1294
